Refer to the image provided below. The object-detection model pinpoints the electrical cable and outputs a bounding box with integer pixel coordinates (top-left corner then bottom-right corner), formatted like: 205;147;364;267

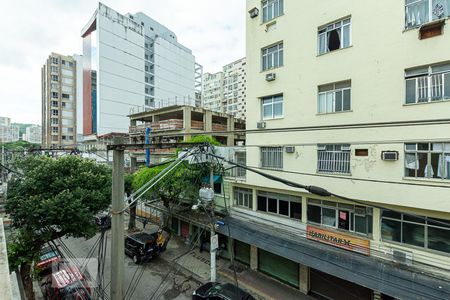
207;152;450;228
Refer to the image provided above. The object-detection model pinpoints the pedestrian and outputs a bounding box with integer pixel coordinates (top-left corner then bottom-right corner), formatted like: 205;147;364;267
143;218;148;229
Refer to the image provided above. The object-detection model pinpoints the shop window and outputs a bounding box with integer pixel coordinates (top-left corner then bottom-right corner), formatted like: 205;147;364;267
381;210;450;253
307;199;372;236
257;191;301;221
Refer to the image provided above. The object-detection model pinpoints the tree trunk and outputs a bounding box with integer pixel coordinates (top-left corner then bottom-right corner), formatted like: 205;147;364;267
128;204;136;230
20;263;35;300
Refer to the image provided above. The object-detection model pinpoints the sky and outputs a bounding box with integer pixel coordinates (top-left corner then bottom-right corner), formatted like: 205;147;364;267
0;0;245;125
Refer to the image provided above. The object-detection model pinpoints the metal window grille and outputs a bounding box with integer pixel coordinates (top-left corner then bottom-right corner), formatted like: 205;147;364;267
317;144;351;173
234;151;247;178
261;147;283;169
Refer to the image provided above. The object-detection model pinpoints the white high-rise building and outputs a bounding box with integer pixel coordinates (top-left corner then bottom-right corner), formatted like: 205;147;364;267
202;72;224;113
24;125;42;144
0;117;19;143
202;58;247;119
81;3;198;137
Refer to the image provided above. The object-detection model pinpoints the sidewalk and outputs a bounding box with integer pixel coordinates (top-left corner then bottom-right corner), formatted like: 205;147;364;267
162;234;314;300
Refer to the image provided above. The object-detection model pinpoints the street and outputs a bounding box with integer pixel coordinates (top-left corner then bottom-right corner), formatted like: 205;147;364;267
60;227;203;300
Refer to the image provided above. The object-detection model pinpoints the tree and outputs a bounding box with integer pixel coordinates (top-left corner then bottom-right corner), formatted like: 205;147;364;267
5;155;111;300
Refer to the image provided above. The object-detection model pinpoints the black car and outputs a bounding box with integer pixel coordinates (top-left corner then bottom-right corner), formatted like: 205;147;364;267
192;282;256;300
124;230;169;264
94;213;111;229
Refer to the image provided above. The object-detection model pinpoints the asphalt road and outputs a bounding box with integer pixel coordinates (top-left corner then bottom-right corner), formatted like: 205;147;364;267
61;229;202;300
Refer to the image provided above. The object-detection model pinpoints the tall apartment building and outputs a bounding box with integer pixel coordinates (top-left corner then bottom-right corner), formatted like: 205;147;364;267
222;58;247;119
41;53;77;148
81;3;198;138
23;125;42;144
202;72;224;113
0;117;19;143
218;1;450;299
202;58;247;119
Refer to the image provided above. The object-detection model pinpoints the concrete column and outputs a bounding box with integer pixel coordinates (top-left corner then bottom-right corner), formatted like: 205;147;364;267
228;238;234;263
250;245;258;271
227;116;235;146
204;111;212;134
299;264;310;295
252;188;257;211
302;199;308;223
130;157;137;171
372;207;381;242
183;107;192;141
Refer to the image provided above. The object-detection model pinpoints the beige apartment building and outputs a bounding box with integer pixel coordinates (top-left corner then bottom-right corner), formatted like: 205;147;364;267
202;72;224;113
41;53;77;148
217;1;450;299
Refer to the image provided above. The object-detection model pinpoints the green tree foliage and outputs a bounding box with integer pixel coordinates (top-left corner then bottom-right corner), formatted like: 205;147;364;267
186;135;222;146
2;140;39;151
5;155;111;300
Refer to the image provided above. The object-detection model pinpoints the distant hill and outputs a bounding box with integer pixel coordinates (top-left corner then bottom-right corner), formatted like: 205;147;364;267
11;123;39;136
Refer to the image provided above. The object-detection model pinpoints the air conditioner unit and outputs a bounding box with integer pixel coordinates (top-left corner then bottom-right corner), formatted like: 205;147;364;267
266;73;276;82
256;122;266;129
381;151;399;161
392;249;413;266
285;146;295;153
248;7;259;18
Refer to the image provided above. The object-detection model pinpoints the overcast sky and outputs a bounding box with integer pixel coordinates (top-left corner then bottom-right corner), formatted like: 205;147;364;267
0;0;245;125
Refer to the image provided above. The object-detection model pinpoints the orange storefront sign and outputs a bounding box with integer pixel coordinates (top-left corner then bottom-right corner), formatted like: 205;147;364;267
306;225;370;256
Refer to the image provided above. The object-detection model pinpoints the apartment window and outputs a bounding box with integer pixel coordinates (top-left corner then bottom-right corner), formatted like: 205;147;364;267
308;199;373;235
51;110;59;116
318;81;351;113
261;147;283;169
51;101;58;107
318;18;351;55
51;127;59;134
317;144;351;174
262;94;283;120
62;102;72;109
62;93;70;99
405;0;450;29
52;57;59;64
234;187;253;209
51;92;59;99
405;63;450;104
381;210;450;253
257;191;301;220
262;0;284;22
51;118;58;125
262;42;283;71
51;75;59;81
51;66;58;73
405;143;450;179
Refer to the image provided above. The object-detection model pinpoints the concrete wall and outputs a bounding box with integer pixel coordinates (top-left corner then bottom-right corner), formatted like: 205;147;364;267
0;219;13;300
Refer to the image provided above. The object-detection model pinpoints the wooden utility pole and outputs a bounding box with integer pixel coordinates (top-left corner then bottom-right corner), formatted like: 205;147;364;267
111;147;125;300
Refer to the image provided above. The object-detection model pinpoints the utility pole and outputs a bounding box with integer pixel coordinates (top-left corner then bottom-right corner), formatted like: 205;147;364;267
111;146;125;300
210;164;217;282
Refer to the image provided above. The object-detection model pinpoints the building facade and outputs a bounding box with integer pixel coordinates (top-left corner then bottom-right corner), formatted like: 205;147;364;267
23;125;42;144
0;117;19;143
202;72;224;113
41;53;77;148
202;58;247;119
219;1;450;299
222;57;247;119
81;3;198;138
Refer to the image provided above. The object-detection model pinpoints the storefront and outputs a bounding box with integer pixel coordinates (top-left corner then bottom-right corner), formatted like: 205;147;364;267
310;268;372;300
234;240;251;265
258;249;299;288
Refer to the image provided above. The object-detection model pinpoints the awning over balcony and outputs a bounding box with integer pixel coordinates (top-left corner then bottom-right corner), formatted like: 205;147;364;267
216;216;450;300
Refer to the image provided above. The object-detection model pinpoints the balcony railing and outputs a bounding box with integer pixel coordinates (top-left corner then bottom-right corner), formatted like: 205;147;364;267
129;119;204;134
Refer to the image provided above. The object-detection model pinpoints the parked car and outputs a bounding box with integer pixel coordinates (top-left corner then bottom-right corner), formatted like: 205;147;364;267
93;213;111;229
41;264;91;300
124;230;169;264
36;247;61;277
192;282;256;300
